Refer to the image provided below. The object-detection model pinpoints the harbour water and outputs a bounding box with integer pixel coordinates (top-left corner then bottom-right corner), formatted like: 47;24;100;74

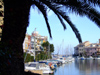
48;59;100;75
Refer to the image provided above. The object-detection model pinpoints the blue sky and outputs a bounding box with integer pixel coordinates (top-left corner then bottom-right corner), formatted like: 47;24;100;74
27;6;100;55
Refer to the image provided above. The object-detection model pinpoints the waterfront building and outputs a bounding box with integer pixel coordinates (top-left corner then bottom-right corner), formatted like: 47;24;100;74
23;33;29;52
30;30;48;58
85;43;100;56
74;39;100;57
74;41;90;56
97;39;100;56
31;30;47;51
28;34;31;49
23;30;47;56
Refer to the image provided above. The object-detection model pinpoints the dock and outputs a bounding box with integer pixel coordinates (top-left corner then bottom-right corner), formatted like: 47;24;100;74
25;69;43;75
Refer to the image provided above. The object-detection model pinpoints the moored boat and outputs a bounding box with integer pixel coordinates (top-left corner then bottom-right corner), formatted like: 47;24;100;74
57;57;67;64
77;56;85;60
86;56;94;59
25;62;53;74
80;56;85;60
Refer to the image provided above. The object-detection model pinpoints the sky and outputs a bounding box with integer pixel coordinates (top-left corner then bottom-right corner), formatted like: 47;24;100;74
27;6;100;55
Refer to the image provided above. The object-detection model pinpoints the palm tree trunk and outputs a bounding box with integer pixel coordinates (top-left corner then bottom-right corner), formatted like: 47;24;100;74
1;0;32;75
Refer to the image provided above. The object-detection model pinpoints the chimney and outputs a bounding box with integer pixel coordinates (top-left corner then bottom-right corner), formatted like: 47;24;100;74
99;39;100;44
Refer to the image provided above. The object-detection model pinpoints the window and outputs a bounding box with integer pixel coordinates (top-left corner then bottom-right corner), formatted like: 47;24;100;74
90;44;92;47
60;58;63;60
31;47;34;49
29;64;36;67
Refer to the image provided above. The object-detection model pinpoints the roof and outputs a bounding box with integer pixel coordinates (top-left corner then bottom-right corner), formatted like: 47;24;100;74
74;41;90;47
90;43;100;45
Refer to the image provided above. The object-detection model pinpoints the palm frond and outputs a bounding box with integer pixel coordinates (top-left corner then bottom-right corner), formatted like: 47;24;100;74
55;1;100;28
31;0;100;43
40;1;82;43
47;0;100;6
33;1;52;38
82;0;100;6
57;12;82;43
55;12;67;30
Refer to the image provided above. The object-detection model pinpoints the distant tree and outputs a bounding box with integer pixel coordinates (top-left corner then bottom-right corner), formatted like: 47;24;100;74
35;51;48;61
41;41;54;59
50;44;54;52
42;41;54;52
24;52;34;63
42;41;49;52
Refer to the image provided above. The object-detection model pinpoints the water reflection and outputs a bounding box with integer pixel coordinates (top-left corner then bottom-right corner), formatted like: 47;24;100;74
75;59;100;75
50;59;100;75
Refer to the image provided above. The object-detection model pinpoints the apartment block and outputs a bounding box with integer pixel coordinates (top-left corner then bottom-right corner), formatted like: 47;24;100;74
23;33;29;52
74;39;100;56
31;31;47;51
23;31;47;52
74;41;90;56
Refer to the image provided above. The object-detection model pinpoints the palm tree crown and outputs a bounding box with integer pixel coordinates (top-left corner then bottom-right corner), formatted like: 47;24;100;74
30;0;100;43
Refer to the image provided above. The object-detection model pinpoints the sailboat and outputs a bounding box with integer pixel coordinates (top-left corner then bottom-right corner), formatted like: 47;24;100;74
65;45;75;62
56;40;68;63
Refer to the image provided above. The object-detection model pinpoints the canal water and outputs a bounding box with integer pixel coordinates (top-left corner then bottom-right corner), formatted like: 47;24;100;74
49;59;100;75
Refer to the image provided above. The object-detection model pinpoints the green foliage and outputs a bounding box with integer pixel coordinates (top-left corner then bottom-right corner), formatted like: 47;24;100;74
42;41;54;52
40;41;54;60
35;51;53;61
42;41;49;51
24;52;34;63
35;52;48;61
50;44;54;52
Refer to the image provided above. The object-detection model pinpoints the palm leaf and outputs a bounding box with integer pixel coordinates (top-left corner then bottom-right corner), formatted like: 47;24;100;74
33;1;52;38
40;1;82;43
55;11;67;30
55;1;100;28
31;0;100;43
83;0;100;6
46;0;100;6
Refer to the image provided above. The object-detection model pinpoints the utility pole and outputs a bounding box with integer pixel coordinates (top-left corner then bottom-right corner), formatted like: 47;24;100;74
48;41;50;59
34;28;36;61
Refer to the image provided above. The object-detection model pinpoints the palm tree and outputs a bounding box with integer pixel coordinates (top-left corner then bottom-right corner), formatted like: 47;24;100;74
1;0;33;75
1;0;100;75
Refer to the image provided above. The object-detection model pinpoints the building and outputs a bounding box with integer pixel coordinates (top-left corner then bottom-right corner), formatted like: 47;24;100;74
74;41;90;56
23;33;29;52
31;31;47;51
74;39;100;57
85;43;98;56
23;31;47;53
28;34;31;49
0;0;4;41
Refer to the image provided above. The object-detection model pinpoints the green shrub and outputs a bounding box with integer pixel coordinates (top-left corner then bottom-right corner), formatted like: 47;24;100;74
24;52;34;63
